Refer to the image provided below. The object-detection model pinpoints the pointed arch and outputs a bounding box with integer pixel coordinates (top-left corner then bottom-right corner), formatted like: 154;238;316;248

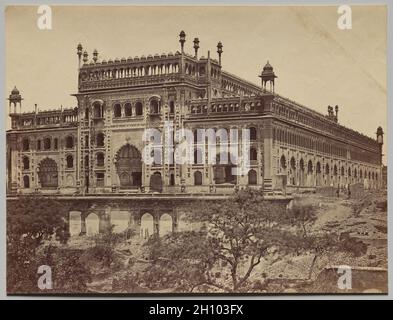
115;144;142;188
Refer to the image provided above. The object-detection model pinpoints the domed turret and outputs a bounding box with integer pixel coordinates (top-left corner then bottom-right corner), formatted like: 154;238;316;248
259;61;277;92
11;86;20;95
8;86;23;114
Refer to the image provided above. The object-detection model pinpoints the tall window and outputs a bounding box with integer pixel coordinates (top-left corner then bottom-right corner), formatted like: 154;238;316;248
43;138;51;150
124;103;132;117
96;133;105;147
113;103;122;118
96;173;104;187
23;157;30;170
66;136;74;149
23;175;30;188
250;148;257;161
96;153;104;167
54;138;58;150
169;101;175;114
66;155;74;168
22;138;29;151
135;102;143;116
248;169;257;185
150;99;160;114
250;127;257;141
93;103;103;118
37;140;41;150
194;171;202;185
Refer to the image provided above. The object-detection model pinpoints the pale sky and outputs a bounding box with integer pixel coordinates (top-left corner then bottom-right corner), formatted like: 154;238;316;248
5;5;387;158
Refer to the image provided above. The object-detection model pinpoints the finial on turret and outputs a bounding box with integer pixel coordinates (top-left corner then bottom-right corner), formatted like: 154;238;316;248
217;42;223;66
93;49;98;63
179;30;186;53
77;43;83;69
82;50;88;64
259;60;277;93
193;37;200;59
377;126;384;145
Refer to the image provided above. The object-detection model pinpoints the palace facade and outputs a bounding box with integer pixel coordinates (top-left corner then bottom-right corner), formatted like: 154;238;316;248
6;31;384;200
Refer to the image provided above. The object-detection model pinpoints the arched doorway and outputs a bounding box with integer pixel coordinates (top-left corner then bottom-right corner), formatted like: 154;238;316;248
150;172;163;192
248;169;257;185
86;213;99;236
160;213;172;236
115;144;142;188
38;158;58;189
140;213;154;239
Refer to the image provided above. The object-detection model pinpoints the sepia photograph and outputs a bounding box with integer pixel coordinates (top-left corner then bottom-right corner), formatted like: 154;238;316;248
4;4;388;296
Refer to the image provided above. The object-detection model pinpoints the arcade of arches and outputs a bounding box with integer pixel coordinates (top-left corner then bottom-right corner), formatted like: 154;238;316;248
278;154;379;188
67;203;184;239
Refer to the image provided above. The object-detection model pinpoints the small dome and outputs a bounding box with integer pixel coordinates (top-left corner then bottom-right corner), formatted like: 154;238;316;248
11;86;19;95
263;61;273;71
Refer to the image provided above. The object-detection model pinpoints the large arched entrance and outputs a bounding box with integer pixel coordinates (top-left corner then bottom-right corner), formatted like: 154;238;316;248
38;158;58;189
115;144;142;188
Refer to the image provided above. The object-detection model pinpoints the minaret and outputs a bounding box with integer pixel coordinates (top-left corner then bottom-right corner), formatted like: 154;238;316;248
193;37;200;59
376;126;384;165
93;49;98;63
83;50;88;64
259;61;277;93
217;42;223;66
77;43;83;69
8;86;22;114
179;30;186;53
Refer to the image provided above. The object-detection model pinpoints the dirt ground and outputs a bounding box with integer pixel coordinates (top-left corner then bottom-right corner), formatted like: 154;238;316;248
253;190;388;293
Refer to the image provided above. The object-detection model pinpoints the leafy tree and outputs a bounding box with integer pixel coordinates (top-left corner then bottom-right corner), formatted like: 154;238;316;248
51;248;92;293
144;188;321;293
144;189;362;293
285;203;317;237
7;196;70;293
